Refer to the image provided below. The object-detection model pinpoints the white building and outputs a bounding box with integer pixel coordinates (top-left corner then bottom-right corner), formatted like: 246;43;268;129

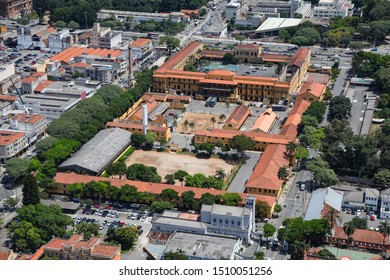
0;64;15;83
313;0;354;18
380;189;390;220
226;1;241;20
9;114;47;139
97;9;185;25
364;188;379;212
251;0;311;18
131;38;153;60
0;130;28;163
90;23;122;49
17;25;48;50
151;196;256;244
48;29;74;53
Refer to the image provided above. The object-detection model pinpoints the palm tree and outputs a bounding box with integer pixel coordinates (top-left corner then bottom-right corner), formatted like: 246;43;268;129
343;222;355;248
189;122;195;131
183;120;189;130
210;117;216;128
322;208;342;229
379;220;390;258
277;165;289;180
219;114;226;122
215;169;227;181
286;140;298;165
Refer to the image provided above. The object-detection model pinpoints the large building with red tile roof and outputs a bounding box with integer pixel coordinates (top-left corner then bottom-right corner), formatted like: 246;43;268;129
223;104;251;130
153;42;310;104
52;172;276;217
251;108;278;133
325;227;389;252
50;46;123;64
245;144;288;199
33;234;121;260
297;80;326;102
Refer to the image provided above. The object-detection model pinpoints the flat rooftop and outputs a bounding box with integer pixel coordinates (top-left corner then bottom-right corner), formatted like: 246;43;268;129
164;232;237;260
236;64;280;78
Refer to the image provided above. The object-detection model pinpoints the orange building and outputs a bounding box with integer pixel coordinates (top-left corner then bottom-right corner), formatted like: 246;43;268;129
251;108;278;133
223;104;251;130
297;80;326;102
153;42;310;104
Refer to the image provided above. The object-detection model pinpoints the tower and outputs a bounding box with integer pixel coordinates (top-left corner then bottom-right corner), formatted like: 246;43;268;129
142;104;148;135
128;44;134;84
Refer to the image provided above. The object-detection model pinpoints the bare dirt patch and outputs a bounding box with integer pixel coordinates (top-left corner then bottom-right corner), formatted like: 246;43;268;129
176;112;222;133
125;150;235;185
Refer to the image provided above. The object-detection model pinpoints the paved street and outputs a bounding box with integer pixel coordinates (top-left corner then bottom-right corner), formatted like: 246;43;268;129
227;151;261;193
347;86;369;135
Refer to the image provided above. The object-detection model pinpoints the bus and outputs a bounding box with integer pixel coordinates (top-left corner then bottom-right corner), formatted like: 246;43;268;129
205;96;213;107
209;97;217;107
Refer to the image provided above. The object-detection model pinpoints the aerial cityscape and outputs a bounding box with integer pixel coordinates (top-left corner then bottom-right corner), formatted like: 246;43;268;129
0;0;389;261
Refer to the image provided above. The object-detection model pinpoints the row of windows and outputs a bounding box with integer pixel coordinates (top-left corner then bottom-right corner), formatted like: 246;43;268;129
212;218;241;226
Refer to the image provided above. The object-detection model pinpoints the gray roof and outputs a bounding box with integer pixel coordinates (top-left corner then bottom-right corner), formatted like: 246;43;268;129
381;189;390;197
304;187;343;221
161;210;181;218
164;232;237;260
365;188;379;199
201;204;251;218
59;128;132;174
343;191;364;203
41;199;80;211
153;216;207;230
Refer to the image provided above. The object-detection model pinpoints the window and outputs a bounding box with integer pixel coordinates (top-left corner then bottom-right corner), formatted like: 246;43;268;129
213;218;216;223
219;219;222;223
225;219;228;224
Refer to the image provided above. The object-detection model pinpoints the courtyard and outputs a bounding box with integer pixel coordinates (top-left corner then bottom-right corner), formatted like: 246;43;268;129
125;150;236;185
176;112;222;133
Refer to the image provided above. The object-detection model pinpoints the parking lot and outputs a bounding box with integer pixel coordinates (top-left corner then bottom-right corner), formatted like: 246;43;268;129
341;209;382;230
186;99;239;116
1;48;54;74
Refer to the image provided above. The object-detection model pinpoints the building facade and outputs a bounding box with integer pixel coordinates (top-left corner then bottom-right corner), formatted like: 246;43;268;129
313;0;353;18
131;38;153;60
90;23;122;49
48;29;74;53
0;0;32;19
0;130;28;163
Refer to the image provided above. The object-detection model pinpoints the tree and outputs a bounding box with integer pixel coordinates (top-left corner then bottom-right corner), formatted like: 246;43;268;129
76;222;99;240
174;170;188;185
5;158;31;180
164;174;176;185
3;196;20;210
67;20;80;29
322;207;342;229
255;201;270;219
164;249;188;260
328;96;352;122
22;174;40;206
215;169;227;181
196;142;215;154
183;119;190;131
145;132;157;146
293;27;321;45
160;36;180;54
278;166;289;180
106;161;127;178
182;190;195;209
306;158;340;187
199;192;217;205
343;222;355;247
278;29;291;42
36;136;58;158
374;169;390;188
210;117;217;128
55;20;66;29
221;193;242;206
160;188;179;201
349;41;364;52
378;220;390;250
8;220;43;253
254;251;264;260
303;101;327;123
222;53;239;64
274;203;283;213
349;217;367;230
112;227;138;251
150;200;173;213
126;163;161;183
290;240;308;260
131;133;147;148
375;67;390;92
219;114;226;122
296;146;309;161
67;183;85;198
263;224;276;238
323;88;333;101
189;122;196;131
229;134;256;153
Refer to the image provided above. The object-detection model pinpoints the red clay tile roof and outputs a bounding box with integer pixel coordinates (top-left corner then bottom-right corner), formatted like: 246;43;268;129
298;81;326;98
251;108;277;133
306;73;330;85
180;9;200;15
30;246;44;260
279;99;311;139
195;129;291;145
0;95;17;102
106;121;169;133
131;38;152;48
261;53;291;63
224;104;251;129
201;50;228;59
54;172;276;207
34;80;54;93
156;42;203;73
31;72;46;78
289;99;311;116
246;144;288;191
131;100;159;120
0;131;25;146
92;244;120;258
333;227;387;245
50;47;122;63
206;69;236;77
288;47;311;68
236;44;261;50
22;77;37;84
0;251;10;260
11;114;45;125
199;79;237;85
16;254;34;260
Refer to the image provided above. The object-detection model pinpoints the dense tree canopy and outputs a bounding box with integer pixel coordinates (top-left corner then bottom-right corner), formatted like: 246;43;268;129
327;96;352;122
5;158;31;180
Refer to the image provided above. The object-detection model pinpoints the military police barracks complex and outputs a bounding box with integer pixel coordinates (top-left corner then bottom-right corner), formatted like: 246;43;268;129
53;42;323;218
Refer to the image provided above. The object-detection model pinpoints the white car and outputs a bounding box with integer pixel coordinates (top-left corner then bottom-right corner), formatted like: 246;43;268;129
140;216;147;222
356;210;361;217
